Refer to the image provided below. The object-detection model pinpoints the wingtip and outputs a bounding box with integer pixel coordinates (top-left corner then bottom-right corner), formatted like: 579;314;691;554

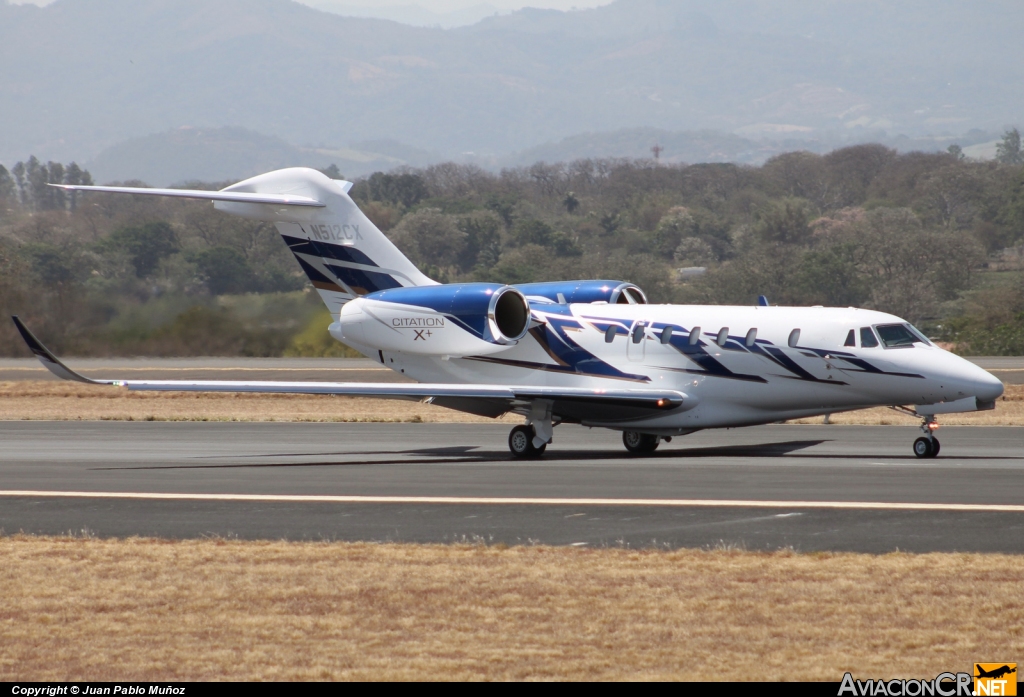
9;316;99;384
11;315;43;353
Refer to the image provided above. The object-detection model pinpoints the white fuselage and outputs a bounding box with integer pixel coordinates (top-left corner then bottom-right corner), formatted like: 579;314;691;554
341;300;1004;431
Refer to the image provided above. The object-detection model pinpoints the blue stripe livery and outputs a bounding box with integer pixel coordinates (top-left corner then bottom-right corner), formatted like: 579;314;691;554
515;280;629;304
366;284;505;342
283;233;379;267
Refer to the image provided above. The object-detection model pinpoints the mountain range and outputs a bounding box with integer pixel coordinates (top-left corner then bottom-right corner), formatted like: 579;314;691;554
1;0;1021;182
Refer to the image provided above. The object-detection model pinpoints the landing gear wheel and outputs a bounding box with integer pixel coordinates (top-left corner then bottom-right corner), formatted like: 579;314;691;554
509;425;546;458
913;437;939;459
623;431;659;454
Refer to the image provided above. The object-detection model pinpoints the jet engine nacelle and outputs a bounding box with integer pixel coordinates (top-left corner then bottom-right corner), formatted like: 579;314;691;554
332;283;531;357
515;280;647;305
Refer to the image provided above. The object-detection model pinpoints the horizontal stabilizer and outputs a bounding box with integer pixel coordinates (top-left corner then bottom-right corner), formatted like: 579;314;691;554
49;184;325;207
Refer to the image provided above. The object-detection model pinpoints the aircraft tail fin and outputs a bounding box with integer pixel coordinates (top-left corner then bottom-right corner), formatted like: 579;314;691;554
56;168;436;316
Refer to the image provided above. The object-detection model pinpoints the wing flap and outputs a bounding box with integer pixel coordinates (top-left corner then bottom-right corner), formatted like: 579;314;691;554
109;380;687;408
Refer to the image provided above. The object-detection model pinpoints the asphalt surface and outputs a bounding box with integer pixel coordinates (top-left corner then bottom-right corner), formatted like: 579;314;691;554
2;421;1023;553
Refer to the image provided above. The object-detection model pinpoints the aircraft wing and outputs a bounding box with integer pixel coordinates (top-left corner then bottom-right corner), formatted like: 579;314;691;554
12;317;687;411
49;184;325;207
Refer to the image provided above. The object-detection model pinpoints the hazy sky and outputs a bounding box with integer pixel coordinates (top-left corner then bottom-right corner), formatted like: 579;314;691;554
10;0;613;9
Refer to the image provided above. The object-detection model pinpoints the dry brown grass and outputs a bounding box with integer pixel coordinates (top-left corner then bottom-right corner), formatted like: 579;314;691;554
1;381;1021;426
1;537;1020;681
0;381;515;423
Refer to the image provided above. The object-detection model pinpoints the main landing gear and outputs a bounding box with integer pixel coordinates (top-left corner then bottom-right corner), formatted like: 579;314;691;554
622;430;660;454
508;399;555;458
508;425;547;458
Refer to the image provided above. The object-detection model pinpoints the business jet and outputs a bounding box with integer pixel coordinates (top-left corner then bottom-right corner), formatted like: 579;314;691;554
14;167;1004;459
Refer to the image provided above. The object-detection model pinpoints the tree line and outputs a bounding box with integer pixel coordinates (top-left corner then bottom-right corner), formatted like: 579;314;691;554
1;132;1023;356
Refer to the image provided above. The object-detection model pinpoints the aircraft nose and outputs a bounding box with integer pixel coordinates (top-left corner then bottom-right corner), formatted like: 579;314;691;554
972;369;1004;403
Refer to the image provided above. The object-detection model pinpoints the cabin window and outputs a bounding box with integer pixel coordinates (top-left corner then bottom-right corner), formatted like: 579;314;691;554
844;330;856;347
859;326;879;348
631;323;645;344
875;323;927;348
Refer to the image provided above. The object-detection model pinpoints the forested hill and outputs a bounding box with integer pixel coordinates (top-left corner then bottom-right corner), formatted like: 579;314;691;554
2;140;1023;357
2;0;1022;166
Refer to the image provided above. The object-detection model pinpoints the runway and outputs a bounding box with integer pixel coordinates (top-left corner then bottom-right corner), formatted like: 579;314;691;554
2;421;1023;553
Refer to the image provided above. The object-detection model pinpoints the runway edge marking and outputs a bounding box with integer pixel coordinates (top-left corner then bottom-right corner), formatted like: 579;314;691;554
2;491;1023;513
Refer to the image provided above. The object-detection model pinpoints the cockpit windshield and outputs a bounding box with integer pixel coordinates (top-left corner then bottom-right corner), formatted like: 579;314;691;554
903;323;933;346
875;323;930;348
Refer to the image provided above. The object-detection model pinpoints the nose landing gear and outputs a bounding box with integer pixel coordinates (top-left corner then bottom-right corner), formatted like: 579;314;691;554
913;416;940;459
891;406;943;459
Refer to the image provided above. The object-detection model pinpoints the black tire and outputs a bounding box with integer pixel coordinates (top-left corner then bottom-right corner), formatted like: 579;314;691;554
509;425;546;458
623;431;659;454
913;437;933;459
930;437;940;458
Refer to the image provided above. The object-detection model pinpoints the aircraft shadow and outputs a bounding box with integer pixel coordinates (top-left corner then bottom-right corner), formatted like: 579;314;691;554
96;440;833;470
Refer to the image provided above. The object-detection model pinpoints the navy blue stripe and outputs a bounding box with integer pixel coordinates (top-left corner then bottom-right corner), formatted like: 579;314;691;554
647;323;767;383
282;235;378;267
326;265;403;294
292;255;345;292
531;317;651;382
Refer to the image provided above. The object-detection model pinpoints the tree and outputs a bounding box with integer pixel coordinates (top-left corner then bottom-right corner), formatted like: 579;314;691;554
10;161;26;206
947;144;965;161
752;198;814;246
456;210;503;272
853;208;984;321
364;172;428;208
673;238;714;266
63;162;93;211
485;194;517;228
319;164;342;179
388;208;466;273
822;144;897;209
996;128;1023;166
654;206;731;261
999;167;1024;244
510;219;554;248
25;156;49;211
45;162;65;211
191;247;260;295
563;191;580;214
0;165;14;207
101;222;180;278
795;241;870;307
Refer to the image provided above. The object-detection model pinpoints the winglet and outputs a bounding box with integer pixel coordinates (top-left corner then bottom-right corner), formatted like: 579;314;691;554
11;316;105;384
757;295;770;307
